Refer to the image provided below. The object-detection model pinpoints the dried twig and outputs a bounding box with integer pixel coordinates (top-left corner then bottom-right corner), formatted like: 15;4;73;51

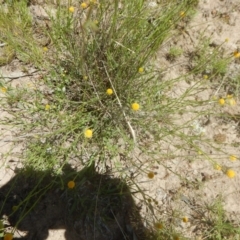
0;70;40;82
103;63;137;144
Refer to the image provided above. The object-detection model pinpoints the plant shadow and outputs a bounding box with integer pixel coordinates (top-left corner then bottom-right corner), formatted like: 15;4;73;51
0;163;153;240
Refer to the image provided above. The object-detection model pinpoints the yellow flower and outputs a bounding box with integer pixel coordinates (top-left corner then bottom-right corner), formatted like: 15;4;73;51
218;98;225;105
227;94;233;99
4;233;13;240
131;102;140;111
229;98;236;106
214;164;222;171
83;75;88;80
180;11;185;17
233;51;240;58
229;155;237;161
69;6;74;13
106;88;113;95
1;87;7;93
182;216;188;223
138;67;144;73
84;129;93;138
45;104;50;110
43;47;48;52
147;171;155;179
225;38;229;42
154;222;163;229
81;2;88;9
226;169;236;178
203;75;208;79
67;180;75;189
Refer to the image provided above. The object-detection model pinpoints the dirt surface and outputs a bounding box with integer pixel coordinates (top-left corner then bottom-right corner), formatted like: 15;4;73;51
138;0;240;238
1;0;240;239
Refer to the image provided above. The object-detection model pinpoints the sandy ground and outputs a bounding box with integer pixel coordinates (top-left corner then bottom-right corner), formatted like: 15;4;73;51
139;0;240;238
1;0;240;239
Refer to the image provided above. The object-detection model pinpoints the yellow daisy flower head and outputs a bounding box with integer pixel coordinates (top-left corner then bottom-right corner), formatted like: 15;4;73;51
84;129;93;138
1;87;7;93
131;102;140;111
69;6;74;13
154;222;163;229
226;169;236;178
67;180;75;189
43;47;48;52
218;98;225;105
4;233;13;240
81;2;88;9
45;104;50;110
233;51;240;58
229;155;237;161
180;11;185;17
225;38;229;42
203;74;208;79
147;171;155;179
229;98;236;106
106;88;113;95
83;75;88;80
182;216;188;223
138;67;144;73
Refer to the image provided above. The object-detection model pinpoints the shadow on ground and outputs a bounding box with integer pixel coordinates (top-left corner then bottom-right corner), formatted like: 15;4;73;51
0;164;154;240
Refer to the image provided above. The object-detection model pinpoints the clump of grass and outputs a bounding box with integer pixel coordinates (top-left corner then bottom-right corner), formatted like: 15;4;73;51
202;197;240;239
1;0;240;239
0;0;45;66
186;37;231;76
166;46;183;62
0;0;200;171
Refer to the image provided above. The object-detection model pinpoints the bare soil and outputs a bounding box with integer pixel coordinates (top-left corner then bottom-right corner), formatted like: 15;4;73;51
1;0;240;239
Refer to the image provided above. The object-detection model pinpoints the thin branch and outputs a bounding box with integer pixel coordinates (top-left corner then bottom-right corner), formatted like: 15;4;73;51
110;209;128;240
212;75;226;97
0;70;40;82
86;66;111;118
103;63;137;144
113;41;135;54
